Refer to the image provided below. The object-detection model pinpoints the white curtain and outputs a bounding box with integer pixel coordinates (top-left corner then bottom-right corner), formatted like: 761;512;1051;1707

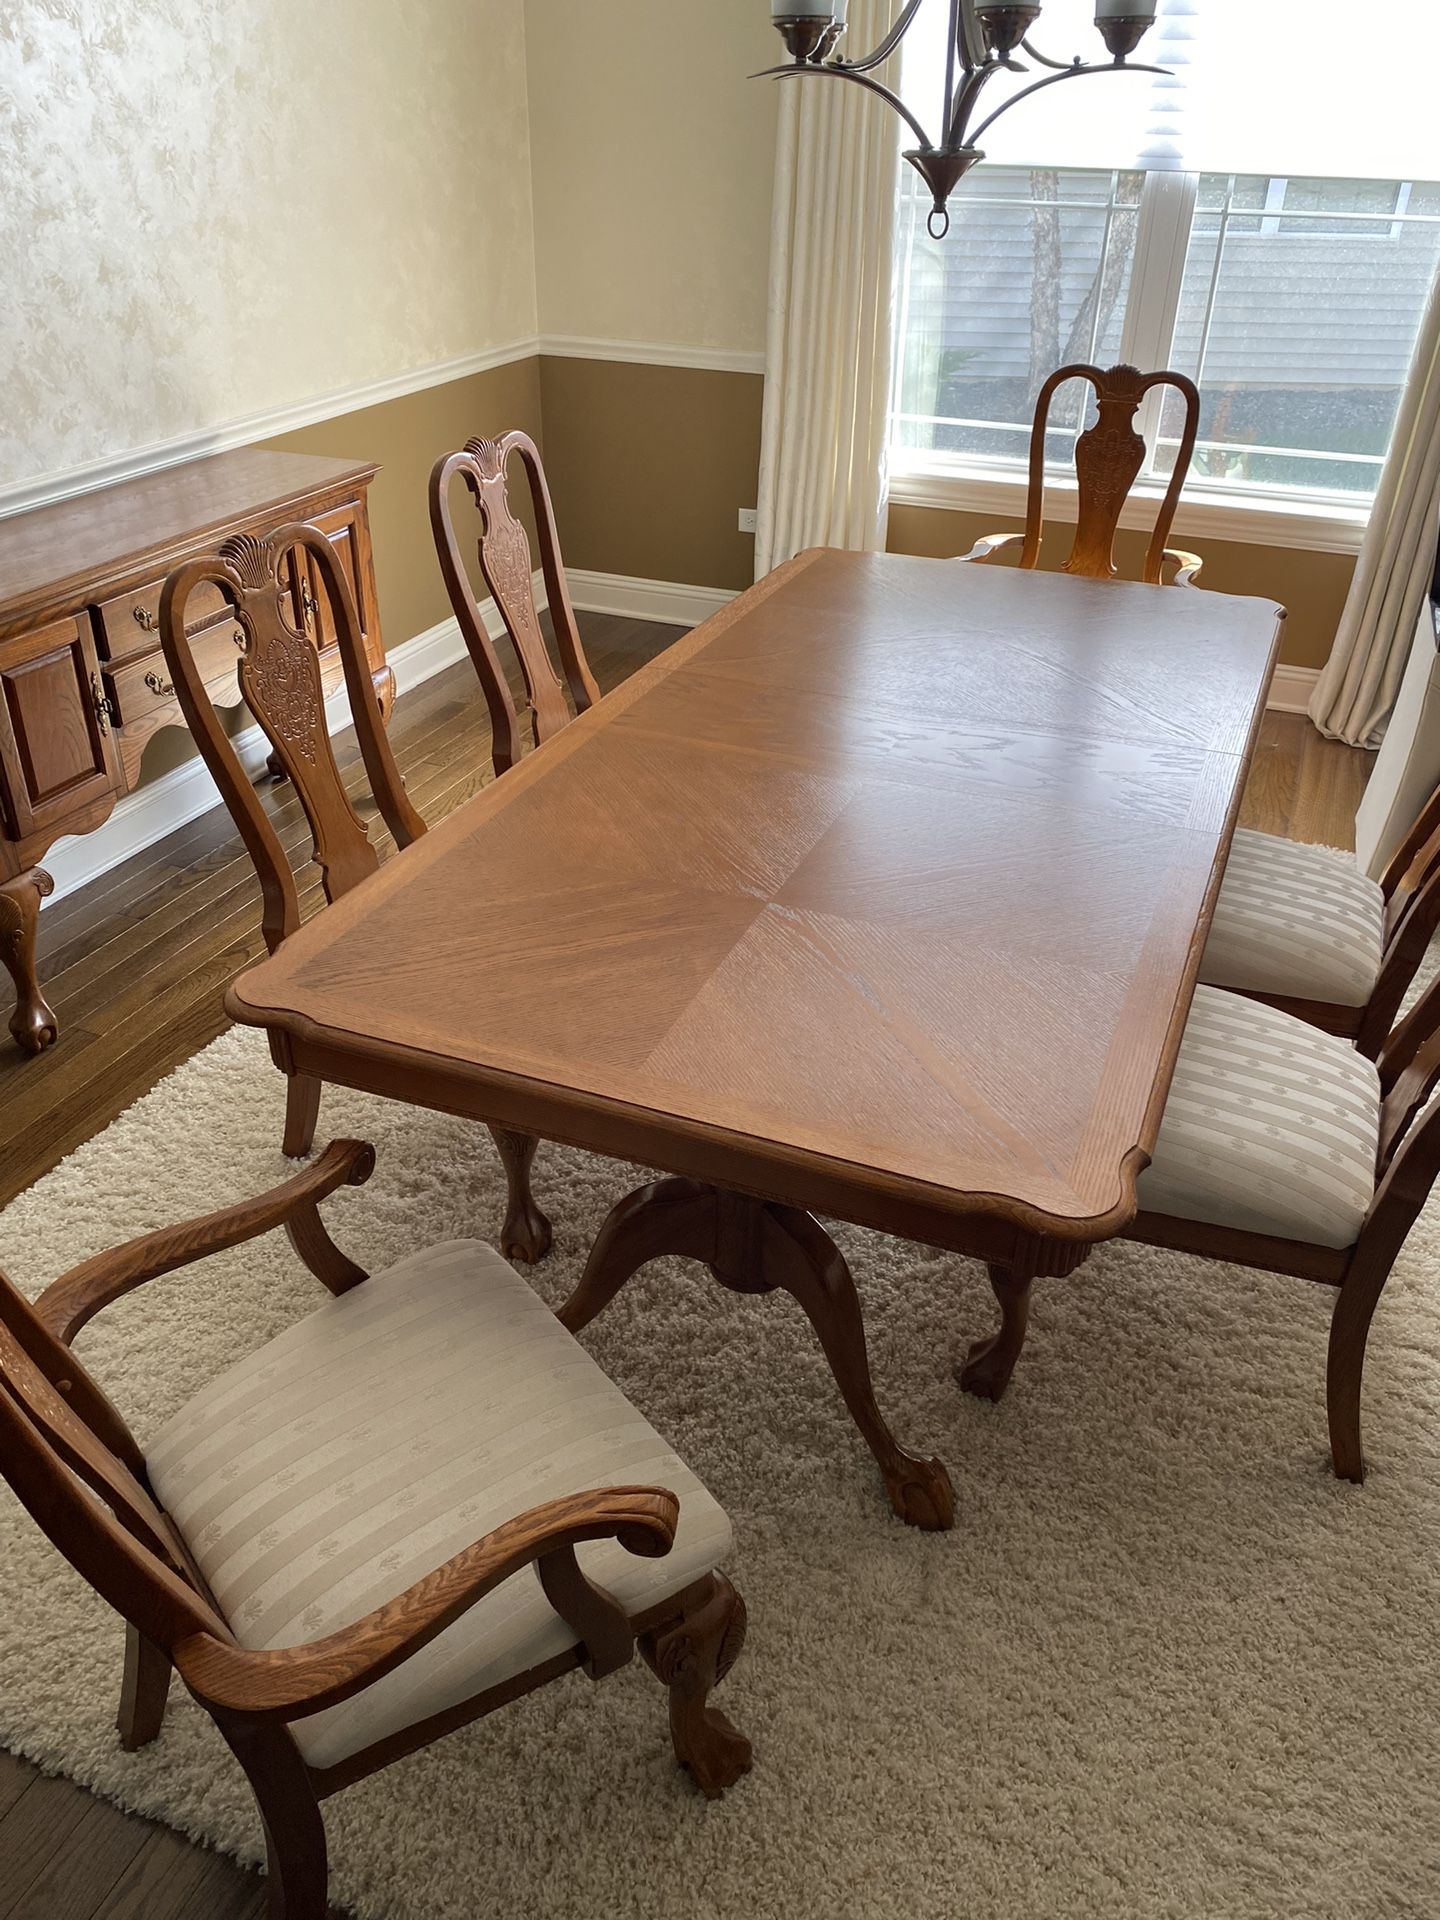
754;0;901;579
1309;266;1440;747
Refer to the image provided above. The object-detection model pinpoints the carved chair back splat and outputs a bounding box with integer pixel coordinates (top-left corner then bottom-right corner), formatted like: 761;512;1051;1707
159;524;423;954
158;528;551;1263
430;431;598;778
0;1142;750;1920
961;362;1203;586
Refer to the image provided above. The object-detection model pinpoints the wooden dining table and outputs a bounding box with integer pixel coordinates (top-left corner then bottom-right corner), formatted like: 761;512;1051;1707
226;548;1284;1533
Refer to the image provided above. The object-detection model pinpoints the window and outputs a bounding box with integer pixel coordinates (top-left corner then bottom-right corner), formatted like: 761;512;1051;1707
892;164;1440;515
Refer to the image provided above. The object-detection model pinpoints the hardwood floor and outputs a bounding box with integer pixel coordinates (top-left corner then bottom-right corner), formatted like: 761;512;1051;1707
0;616;1372;1919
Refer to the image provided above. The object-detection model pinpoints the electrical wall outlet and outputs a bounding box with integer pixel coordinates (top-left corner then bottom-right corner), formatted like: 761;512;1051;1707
738;507;758;535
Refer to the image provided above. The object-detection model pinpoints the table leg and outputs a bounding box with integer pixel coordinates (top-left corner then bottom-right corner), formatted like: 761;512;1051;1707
0;868;57;1054
489;1126;553;1265
957;1236;1093;1401
560;1177;955;1531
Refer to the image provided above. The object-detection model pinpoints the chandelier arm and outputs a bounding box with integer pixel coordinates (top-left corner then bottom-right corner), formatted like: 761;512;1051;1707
1017;37;1082;73
967;58;1169;146
765;62;934;150
944;56;1006;150
834;0;929;76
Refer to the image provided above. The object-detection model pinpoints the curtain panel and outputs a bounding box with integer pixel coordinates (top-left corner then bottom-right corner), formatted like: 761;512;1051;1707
754;0;901;578
1309;265;1440;747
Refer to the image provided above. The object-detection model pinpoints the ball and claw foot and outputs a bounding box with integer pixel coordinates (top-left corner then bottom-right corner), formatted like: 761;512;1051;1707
9;993;58;1054
885;1455;956;1531
501;1199;553;1267
680;1708;754;1799
957;1332;1019;1402
2;869;58;1054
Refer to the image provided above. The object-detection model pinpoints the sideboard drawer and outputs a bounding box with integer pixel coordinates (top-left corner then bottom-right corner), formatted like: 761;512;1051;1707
95;575;234;663
104;623;244;727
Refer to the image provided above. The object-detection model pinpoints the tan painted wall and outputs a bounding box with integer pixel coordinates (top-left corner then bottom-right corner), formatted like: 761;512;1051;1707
0;0;536;490
538;357;763;592
524;0;778;354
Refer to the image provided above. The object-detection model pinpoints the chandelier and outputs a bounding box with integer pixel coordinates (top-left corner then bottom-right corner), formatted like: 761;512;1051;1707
760;2;1164;237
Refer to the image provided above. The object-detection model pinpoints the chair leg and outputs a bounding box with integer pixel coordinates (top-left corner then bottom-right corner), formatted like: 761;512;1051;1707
488;1126;552;1264
1327;1261;1389;1484
215;1717;328;1920
639;1572;753;1798
117;1623;171;1751
956;1262;1033;1401
283;1074;322;1159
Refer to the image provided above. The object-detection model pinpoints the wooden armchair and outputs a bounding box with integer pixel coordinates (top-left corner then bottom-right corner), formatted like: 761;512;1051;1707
960;362;1203;585
157;526;553;1265
0;1142;751;1920
430;430;599;779
1201;776;1440;1059
959;973;1440;1484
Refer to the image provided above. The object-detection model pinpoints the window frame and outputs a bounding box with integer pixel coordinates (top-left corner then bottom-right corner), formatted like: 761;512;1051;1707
887;164;1407;556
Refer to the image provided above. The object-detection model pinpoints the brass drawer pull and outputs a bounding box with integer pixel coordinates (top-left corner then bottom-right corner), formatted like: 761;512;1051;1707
90;673;116;735
144;670;174;698
132;604;158;633
300;579;319;620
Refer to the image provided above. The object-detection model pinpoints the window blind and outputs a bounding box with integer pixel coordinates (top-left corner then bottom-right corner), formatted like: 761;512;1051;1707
899;0;1438;181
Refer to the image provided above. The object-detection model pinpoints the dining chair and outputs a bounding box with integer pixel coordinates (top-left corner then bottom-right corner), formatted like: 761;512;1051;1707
958;362;1204;585
0;1140;752;1919
430;430;600;779
959;973;1440;1483
157;526;553;1265
1200;779;1440;1059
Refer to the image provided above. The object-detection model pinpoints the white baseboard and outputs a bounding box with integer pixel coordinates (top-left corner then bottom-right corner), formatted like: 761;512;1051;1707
42;570;545;905
1266;664;1321;714
566;569;739;629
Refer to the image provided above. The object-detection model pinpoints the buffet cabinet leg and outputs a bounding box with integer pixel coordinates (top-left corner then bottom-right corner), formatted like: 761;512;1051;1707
0;868;58;1054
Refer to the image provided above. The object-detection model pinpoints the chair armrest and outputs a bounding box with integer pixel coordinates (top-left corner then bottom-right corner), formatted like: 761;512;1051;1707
1163;548;1204;587
34;1139;376;1346
173;1485;681;1722
957;533;1023;564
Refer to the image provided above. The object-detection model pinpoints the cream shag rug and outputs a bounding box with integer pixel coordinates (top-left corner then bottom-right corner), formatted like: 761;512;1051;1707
2;1026;1439;1920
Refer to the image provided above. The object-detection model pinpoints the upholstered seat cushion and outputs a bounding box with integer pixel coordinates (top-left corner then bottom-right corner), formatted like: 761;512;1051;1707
1200;828;1384;1007
146;1241;732;1771
1137;986;1380;1249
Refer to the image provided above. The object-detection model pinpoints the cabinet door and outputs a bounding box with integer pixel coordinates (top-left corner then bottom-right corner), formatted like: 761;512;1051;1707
0;615;123;841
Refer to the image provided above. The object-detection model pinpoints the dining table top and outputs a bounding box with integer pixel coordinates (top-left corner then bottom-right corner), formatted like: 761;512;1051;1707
226;547;1284;1257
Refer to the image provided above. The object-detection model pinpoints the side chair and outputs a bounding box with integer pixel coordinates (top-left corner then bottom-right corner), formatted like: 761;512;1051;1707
157;525;554;1265
0;1141;752;1920
958;974;1440;1483
1200;777;1440;1059
430;429;599;779
959;361;1203;585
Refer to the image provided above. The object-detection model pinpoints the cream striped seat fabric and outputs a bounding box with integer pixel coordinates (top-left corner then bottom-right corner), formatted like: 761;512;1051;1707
1200;828;1384;1007
146;1241;732;1772
1137;986;1380;1249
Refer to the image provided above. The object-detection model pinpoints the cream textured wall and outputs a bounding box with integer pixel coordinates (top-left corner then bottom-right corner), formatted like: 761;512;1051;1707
524;0;778;353
0;0;536;490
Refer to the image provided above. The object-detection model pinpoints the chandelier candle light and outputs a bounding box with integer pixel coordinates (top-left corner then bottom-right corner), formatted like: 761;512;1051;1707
761;0;1163;236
